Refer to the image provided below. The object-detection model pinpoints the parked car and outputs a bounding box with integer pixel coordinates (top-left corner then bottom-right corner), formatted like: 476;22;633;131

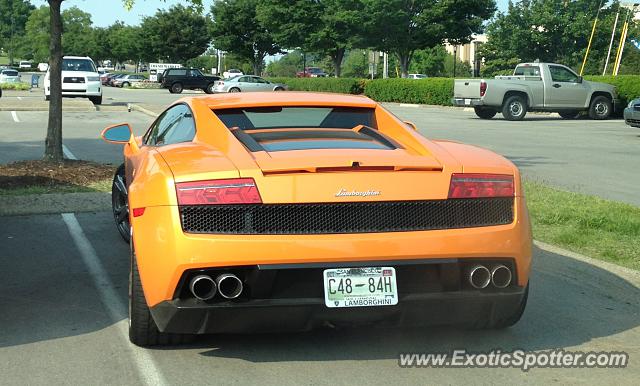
107;73;125;86
38;63;49;72
214;75;287;93
160;68;220;94
296;67;327;77
100;72;111;85
407;73;428;79
0;69;21;83
100;92;531;347
623;98;640;128
19;61;32;69
113;74;147;88
222;68;243;79
44;56;102;104
453;62;619;121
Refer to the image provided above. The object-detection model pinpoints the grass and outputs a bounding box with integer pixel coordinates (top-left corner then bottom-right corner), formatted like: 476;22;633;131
0;179;111;196
524;180;640;270
0;82;30;90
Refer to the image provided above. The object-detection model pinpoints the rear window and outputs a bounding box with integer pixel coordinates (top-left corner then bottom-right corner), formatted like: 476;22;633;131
213;107;400;152
513;65;540;76
214;106;376;130
2;70;18;76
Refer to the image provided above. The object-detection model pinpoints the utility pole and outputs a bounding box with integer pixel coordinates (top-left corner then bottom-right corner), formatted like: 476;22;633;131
217;50;222;75
383;52;388;79
453;46;457;78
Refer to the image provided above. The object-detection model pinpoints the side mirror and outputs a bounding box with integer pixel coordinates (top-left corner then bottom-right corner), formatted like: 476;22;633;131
101;123;133;144
577;76;583;83
403;120;418;131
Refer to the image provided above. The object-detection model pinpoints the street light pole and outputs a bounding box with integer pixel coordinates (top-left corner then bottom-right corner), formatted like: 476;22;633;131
603;7;620;75
10;15;15;66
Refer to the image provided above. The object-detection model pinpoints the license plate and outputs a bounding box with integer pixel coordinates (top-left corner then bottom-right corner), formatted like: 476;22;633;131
323;267;398;308
465;98;471;105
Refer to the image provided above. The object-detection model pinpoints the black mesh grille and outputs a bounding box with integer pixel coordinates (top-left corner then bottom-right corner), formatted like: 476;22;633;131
179;197;514;234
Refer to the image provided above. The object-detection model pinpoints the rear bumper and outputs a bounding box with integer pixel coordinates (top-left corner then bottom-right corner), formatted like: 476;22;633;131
452;97;484;107
151;287;527;334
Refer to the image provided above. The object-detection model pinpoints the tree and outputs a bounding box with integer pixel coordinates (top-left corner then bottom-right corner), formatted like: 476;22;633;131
0;0;35;64
257;0;365;77
140;5;211;63
22;5;50;63
210;0;282;75
44;0;64;162
481;0;620;75
363;0;495;78
107;22;143;65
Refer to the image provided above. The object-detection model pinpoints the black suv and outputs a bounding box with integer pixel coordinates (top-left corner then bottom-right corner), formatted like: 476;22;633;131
160;68;220;94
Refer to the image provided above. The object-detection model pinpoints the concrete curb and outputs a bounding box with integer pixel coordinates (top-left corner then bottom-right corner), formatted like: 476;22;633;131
533;240;640;287
0;192;110;216
127;103;159;117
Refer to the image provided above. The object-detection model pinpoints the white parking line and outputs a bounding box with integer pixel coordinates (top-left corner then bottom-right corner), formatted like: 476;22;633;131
17;96;23;100
61;213;166;386
11;111;20;122
62;144;77;160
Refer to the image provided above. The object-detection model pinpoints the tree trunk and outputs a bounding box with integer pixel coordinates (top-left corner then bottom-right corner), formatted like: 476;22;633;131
44;0;64;162
252;53;264;76
332;48;345;78
398;53;410;78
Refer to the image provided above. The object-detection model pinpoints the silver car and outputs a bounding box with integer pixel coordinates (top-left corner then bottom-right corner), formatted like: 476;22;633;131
623;98;640;128
214;75;287;93
0;69;21;83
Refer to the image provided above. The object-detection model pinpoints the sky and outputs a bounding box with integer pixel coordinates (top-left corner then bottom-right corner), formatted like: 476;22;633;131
42;0;511;28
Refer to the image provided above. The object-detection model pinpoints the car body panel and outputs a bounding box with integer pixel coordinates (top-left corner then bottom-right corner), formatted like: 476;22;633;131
624;98;640;127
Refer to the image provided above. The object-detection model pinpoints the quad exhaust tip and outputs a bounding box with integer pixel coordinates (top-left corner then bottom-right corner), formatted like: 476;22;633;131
468;265;491;289
491;265;512;288
216;273;243;299
189;275;217;301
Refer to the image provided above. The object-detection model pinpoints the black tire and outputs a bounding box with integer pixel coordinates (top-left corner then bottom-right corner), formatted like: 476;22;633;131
45;94;50;101
129;248;194;347
205;83;216;94
111;164;130;243
229;87;240;93
558;110;581;119
171;82;183;94
502;95;527;121
473;283;529;329
274;87;284;92
474;106;497;119
122;82;130;88
90;95;102;105
588;95;612;120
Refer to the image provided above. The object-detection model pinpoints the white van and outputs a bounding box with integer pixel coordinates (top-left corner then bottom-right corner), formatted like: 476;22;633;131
19;61;32;69
44;56;102;104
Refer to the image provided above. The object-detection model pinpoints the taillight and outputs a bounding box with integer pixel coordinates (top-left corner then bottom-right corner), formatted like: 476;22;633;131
480;81;487;97
448;173;514;199
176;178;262;205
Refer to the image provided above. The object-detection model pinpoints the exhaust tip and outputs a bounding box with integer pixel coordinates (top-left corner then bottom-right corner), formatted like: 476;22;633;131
189;275;217;301
216;273;243;299
468;265;491;289
491;265;512;288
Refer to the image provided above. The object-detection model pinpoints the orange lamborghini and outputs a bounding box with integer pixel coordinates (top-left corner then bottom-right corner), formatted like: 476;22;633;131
101;92;532;347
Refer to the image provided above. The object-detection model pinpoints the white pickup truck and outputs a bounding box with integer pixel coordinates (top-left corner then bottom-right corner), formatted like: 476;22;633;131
453;63;619;121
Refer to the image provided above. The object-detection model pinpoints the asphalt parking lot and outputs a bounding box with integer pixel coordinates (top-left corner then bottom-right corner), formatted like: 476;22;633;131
1;88;639;384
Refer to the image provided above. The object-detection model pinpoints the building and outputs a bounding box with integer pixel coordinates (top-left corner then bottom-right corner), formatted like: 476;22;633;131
445;34;487;77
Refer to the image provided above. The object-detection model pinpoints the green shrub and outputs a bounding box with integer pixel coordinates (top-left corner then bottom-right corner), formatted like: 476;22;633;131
584;75;640;106
267;77;365;94
129;81;161;89
364;78;454;105
0;82;30;90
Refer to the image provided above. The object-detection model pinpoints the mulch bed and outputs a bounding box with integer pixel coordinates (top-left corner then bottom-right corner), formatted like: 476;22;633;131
0;160;115;189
